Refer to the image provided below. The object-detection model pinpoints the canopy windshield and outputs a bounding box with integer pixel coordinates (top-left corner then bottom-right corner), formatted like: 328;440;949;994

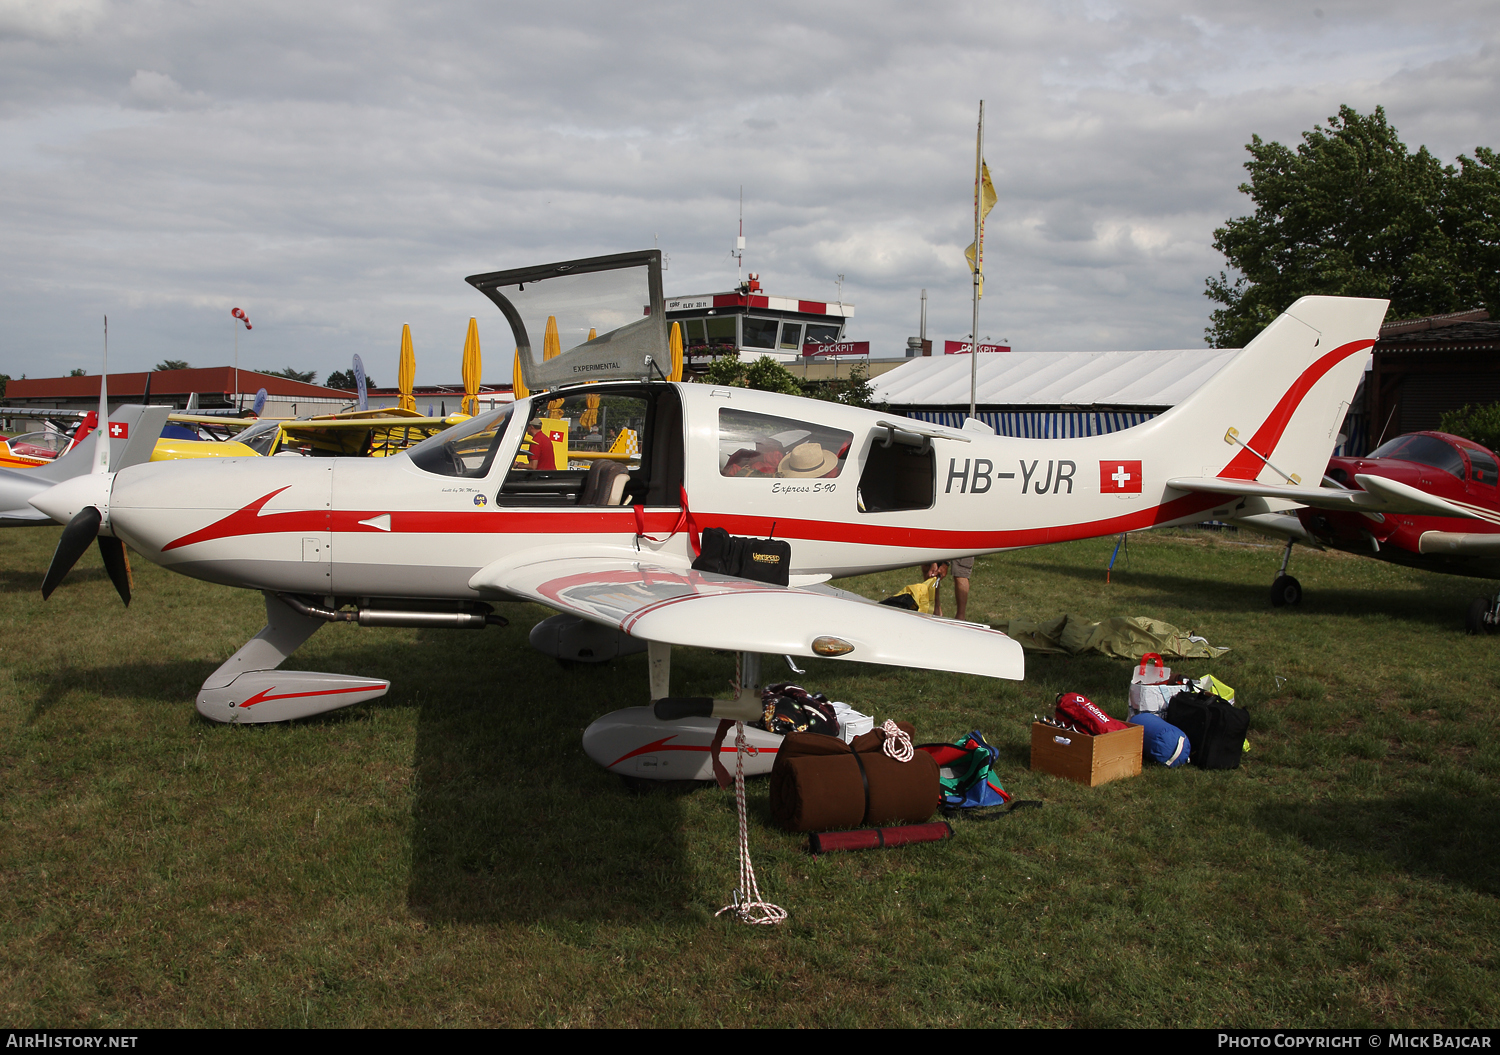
467;250;667;391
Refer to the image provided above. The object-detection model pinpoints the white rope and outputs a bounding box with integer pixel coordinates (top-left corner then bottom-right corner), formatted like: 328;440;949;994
880;719;914;762
715;717;786;926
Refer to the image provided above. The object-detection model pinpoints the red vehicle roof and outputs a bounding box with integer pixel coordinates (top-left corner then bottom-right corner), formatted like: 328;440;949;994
8;368;351;400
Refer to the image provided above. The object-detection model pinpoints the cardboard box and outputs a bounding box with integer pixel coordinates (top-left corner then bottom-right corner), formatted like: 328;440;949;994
1030;722;1143;787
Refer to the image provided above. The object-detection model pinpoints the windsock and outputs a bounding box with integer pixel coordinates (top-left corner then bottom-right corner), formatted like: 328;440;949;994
231;307;252;330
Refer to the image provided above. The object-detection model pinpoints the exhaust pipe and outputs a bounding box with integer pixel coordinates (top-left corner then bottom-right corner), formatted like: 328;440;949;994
278;594;508;629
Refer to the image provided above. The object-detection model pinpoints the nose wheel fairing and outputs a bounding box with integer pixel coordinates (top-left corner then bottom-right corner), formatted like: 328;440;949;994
195;592;390;723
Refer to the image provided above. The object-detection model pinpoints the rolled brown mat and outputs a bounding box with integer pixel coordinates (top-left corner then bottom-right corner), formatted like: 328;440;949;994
769;722;940;832
808;822;954;855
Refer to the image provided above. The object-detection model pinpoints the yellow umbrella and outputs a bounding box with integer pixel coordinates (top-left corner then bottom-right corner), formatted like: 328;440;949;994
543;315;561;360
581;392;599;430
668;321;684;382
512;347;529;400
397;324;416;413
588;327;597;341
461;317;481;417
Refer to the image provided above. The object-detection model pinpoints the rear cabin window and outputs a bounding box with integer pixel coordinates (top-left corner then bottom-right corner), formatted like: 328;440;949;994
858;436;935;512
1468;447;1499;485
718;409;851;480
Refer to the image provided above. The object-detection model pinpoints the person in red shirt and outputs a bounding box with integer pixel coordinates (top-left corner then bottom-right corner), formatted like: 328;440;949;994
526;418;559;470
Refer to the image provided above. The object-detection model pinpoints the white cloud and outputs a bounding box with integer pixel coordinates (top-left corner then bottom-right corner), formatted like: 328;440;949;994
0;0;104;42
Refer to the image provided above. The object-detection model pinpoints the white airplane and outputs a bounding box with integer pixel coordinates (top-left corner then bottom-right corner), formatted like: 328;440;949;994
28;250;1390;724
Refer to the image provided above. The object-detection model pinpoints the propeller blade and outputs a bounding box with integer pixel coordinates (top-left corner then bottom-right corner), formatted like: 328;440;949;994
97;535;133;607
41;506;102;600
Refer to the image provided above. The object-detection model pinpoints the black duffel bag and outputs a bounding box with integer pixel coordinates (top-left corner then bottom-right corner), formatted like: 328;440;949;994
692;526;791;587
1164;691;1250;770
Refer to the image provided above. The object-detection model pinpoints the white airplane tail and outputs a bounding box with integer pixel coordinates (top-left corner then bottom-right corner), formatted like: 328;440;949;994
1142;296;1387;487
30;405;170;483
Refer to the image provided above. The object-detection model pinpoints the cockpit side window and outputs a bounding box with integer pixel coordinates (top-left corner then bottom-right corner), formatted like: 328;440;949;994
1379;434;1466;479
407;407;514;478
498;388;663;506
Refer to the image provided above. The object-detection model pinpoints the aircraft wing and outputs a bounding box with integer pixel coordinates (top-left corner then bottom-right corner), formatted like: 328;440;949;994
282;416;451;429
470;551;1025;681
1168;474;1494;522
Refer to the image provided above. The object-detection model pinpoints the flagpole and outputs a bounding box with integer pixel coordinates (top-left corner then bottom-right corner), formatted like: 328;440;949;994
970;100;984;422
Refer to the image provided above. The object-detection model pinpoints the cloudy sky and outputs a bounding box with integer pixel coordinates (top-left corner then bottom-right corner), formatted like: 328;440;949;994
1;0;1496;386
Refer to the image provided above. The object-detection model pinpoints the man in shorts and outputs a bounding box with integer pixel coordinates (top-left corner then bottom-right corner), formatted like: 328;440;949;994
944;556;974;621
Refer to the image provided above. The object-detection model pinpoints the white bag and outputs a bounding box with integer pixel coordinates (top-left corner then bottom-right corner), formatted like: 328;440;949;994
829;702;875;743
1130;682;1188;715
1128;653;1180;714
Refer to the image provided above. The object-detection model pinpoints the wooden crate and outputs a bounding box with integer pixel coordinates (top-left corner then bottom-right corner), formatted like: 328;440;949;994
1030;722;1143;787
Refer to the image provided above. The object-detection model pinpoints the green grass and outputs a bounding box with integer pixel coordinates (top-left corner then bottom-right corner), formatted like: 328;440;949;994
1;526;1497;1027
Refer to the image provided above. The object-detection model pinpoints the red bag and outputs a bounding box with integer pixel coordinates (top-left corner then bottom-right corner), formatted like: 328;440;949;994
1055;691;1129;735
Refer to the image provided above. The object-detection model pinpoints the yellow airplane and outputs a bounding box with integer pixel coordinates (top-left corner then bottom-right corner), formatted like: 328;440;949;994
152;409;462;461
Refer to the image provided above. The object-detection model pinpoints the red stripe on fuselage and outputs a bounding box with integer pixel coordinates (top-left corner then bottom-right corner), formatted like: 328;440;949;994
1219;337;1374;480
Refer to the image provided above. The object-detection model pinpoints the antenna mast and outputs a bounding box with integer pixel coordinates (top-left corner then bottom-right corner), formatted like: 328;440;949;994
735;186;745;288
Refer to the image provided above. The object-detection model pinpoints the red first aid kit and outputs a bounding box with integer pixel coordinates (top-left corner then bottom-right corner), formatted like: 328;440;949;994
1055;691;1130;735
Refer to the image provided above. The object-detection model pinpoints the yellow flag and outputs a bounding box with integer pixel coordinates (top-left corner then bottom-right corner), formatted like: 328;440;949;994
668;321;684;382
397;324;416;413
512;347;529;400
964;161;997;298
460;317;481;417
543;316;561;360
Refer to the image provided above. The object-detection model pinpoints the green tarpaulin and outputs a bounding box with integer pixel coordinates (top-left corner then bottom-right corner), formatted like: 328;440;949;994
994;614;1229;660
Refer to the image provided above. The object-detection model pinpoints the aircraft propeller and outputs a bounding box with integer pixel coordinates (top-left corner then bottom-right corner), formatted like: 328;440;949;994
34;323;132;607
41;505;132;606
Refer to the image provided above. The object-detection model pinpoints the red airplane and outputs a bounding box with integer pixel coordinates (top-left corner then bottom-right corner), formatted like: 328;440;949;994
1191;429;1500;630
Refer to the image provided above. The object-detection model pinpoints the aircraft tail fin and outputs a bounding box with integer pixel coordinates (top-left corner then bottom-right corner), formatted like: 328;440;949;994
31;405;170;483
1153;297;1387;487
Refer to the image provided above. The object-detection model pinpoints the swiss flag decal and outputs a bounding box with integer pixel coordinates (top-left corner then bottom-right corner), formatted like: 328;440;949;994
1100;460;1142;493
108;422;129;439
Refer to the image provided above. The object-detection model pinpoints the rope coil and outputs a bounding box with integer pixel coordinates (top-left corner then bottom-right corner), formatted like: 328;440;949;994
880;718;914;761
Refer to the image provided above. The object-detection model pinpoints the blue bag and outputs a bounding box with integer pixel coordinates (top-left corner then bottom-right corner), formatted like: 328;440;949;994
917;731;1013;808
1130;712;1192;768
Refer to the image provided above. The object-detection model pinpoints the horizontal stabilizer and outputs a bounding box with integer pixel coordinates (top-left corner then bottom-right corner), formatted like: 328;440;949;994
1168;474;1486;522
472;553;1025;681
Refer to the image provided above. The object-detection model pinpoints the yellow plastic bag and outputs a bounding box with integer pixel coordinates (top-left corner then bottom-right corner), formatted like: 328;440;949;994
893;576;940;614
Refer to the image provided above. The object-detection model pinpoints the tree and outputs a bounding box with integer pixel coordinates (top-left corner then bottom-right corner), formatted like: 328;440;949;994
261;366;318;384
1205;106;1500;347
699;355;805;396
155;359;190;371
806;362;886;409
1438;403;1500;453
0;374;8;399
68;368;87;377
326;369;376;391
742;356;805;396
701;356;747;387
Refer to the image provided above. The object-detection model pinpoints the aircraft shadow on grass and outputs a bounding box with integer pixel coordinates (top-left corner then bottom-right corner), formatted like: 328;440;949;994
1254;792;1500;898
0;566;108;594
1007;559;1479;629
25;622;702;925
402;623;703;926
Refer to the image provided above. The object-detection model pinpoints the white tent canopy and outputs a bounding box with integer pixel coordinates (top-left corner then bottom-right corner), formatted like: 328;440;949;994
868;348;1239;410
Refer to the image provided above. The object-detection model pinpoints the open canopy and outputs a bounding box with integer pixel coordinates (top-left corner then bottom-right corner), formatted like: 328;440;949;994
466;250;668;392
